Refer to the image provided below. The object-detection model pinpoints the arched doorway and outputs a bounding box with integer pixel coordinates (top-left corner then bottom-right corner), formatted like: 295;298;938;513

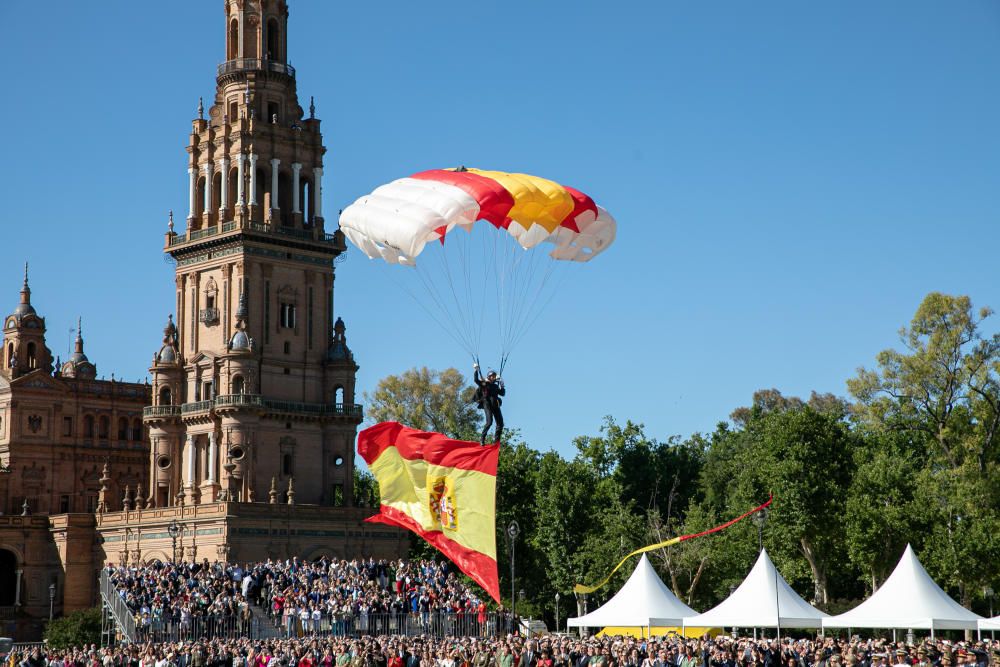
0;549;17;605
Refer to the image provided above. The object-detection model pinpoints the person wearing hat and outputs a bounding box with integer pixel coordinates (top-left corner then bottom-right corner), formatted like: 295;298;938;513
891;649;908;667
473;364;506;445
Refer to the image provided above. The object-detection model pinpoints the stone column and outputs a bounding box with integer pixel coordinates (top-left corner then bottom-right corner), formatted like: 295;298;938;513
14;569;22;606
188;167;197;220
219;158;230;214
313;167;323;218
291;163;302;214
203;163;214;218
201;431;220;502
237;154;247;206
270;159;281;210
248;154;258;206
208;432;217;482
185;434;197;504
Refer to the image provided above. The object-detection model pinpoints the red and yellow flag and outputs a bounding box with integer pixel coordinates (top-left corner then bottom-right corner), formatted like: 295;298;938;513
358;421;501;602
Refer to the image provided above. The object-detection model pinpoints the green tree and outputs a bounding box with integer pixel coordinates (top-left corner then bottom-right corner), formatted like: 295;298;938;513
44;608;102;649
847;293;1000;605
704;398;856;604
844;429;931;592
365;367;481;439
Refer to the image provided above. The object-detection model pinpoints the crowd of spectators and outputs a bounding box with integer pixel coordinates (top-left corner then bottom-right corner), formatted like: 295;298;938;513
9;632;1000;667
105;558;493;639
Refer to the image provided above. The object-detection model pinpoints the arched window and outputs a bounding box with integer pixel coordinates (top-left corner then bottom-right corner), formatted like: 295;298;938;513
118;417;128;441
26;342;36;369
196;177;207;218
282;453;293;476
84;415;95;439
228;18;239;60
228;168;239;209
232;375;245;395
98;416;109;440
302;181;311;224
159;386;172;406
213;171;223;213
132;419;143;442
334;386;344;405
266;18;280;61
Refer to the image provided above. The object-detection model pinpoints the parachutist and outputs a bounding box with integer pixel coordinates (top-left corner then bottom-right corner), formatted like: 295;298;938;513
473;364;505;446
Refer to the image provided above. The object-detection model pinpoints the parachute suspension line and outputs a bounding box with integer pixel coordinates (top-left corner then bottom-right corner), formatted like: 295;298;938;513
386;265;476;358
458;226;482;358
437;231;476;359
507;264;564;354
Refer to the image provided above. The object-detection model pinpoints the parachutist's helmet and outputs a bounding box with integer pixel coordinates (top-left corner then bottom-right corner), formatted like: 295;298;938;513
487;369;497;379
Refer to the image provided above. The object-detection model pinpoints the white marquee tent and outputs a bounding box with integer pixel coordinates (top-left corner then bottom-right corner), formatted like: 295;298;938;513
823;544;981;632
682;548;827;629
979;616;1000;633
567;554;698;629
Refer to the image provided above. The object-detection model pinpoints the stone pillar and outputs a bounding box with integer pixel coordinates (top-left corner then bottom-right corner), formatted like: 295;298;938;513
313;167;323;218
237;154;247;206
248;154;258;206
219;158;230;214
291;163;302;214
188;167;197;220
201;432;220;502
270;158;281;210
14;569;22;606
203;163;214;217
207;432;217;482
185;434;197;504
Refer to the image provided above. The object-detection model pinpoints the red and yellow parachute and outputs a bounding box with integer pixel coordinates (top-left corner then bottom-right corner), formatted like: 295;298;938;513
340;168;616;266
339;168;616;364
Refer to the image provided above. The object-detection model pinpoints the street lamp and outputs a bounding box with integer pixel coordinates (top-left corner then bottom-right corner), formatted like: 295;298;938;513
555;592;560;633
167;520;181;563
48;583;55;621
986;587;995;639
507;520;520;620
752;507;769;552
751;507;780;638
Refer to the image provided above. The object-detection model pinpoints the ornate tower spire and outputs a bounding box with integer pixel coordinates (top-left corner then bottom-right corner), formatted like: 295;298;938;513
4;265;53;376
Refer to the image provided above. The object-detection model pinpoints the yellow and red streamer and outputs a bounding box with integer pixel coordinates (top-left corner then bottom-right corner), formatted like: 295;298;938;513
573;495;774;595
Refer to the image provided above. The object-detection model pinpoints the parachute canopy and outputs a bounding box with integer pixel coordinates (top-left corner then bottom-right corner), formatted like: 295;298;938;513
340;168;616;266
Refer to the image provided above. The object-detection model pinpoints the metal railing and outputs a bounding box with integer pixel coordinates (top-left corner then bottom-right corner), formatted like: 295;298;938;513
180;400;213;415
99;570;137;644
199;308;220;325
168;221;337;247
131;614;259;644
118;610;514;643
211;394;363;418
143;405;181;418
218;58;295;78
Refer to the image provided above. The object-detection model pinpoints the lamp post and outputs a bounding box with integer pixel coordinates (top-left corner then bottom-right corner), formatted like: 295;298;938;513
986;587;995;639
168;519;181;563
48;583;55;621
555;592;560;634
507;520;520;621
752;507;769;552
752;507;779;638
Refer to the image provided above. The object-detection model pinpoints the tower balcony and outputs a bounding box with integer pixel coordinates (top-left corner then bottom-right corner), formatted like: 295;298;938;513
217;58;295;80
175;394;363;422
142;405;182;424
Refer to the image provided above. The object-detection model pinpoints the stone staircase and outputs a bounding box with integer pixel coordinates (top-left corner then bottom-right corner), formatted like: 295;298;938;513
248;603;285;640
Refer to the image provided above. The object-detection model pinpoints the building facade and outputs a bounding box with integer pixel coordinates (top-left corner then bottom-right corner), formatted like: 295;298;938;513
0;0;407;640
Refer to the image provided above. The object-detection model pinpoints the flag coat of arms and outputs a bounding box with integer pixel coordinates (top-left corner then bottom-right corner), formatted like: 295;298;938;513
358;421;501;602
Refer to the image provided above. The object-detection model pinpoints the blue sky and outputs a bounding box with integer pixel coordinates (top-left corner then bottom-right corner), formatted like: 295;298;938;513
2;1;999;456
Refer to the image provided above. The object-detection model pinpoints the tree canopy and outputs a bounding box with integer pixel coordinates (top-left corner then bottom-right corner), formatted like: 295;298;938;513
363;292;1000;623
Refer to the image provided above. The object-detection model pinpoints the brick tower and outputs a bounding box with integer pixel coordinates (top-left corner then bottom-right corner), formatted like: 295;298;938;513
143;0;362;514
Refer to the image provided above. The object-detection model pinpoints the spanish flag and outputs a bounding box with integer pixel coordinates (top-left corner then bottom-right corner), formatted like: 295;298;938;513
358;422;501;603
